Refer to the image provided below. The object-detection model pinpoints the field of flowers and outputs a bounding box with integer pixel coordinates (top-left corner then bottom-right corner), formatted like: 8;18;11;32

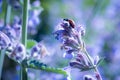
0;0;120;80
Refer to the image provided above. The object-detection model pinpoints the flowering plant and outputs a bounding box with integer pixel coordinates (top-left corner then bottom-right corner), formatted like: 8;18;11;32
0;0;103;80
53;19;103;80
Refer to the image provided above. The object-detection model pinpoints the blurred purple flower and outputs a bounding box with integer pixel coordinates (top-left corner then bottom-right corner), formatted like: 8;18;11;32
28;0;43;35
8;0;21;9
0;31;11;50
7;43;26;63
54;19;85;59
83;75;96;80
3;24;21;41
0;0;2;13
0;19;4;27
69;52;92;71
63;52;74;59
29;42;49;60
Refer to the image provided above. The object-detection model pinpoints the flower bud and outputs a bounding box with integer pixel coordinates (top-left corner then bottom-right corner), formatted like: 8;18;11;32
69;60;84;69
63;52;74;59
94;56;100;65
4;25;16;40
29;42;49;59
7;43;26;63
83;75;96;80
63;37;79;49
0;31;11;50
53;30;70;42
76;25;85;36
30;44;41;58
13;23;22;40
76;53;89;66
69;52;92;71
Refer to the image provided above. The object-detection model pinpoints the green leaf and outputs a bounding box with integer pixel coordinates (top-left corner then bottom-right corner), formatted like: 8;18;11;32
23;59;67;76
80;66;95;71
96;57;105;66
27;40;37;49
30;6;43;11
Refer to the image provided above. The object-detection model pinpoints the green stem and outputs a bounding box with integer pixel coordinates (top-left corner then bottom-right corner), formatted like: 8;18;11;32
28;65;67;76
21;59;68;76
0;1;11;79
83;47;102;80
22;0;29;46
4;5;11;25
0;50;5;79
20;65;27;80
21;0;29;80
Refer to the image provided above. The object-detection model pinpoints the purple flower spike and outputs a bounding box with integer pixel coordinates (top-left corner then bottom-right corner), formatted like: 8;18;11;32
54;19;102;80
13;23;22;40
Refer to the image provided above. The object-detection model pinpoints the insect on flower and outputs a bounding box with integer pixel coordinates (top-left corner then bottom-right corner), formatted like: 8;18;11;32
63;19;75;28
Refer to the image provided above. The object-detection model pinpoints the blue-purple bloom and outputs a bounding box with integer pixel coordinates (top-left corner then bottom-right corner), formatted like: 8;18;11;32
28;0;43;35
83;75;96;80
69;52;92;71
54;19;85;60
7;43;26;63
29;42;49;60
54;19;103;80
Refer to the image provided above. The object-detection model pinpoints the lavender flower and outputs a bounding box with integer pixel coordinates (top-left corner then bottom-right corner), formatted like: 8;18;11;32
8;0;21;9
54;19;102;80
54;19;85;58
28;0;43;35
76;25;85;36
3;25;17;40
7;43;26;63
12;23;22;40
63;50;74;59
29;42;49;60
69;52;92;71
83;75;96;80
63;67;71;80
0;31;11;50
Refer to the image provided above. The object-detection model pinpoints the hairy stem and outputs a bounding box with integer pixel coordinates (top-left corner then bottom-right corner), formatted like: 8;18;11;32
0;1;11;79
0;50;5;79
83;46;102;80
20;64;27;80
21;0;29;80
4;4;11;25
22;0;29;46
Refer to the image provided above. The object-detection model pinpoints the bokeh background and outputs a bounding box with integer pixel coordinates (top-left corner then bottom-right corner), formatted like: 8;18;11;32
0;0;120;80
